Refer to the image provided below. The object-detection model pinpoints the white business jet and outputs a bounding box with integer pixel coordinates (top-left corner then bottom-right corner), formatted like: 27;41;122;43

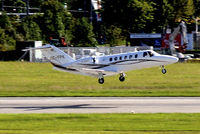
28;45;178;84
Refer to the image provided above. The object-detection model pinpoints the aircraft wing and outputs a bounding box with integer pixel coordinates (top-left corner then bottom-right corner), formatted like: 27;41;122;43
51;62;118;77
80;68;118;77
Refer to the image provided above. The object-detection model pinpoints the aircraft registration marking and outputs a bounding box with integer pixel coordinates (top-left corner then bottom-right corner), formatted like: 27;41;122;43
48;55;65;60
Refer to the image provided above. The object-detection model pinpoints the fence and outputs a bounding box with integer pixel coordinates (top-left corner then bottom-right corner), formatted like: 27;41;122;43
194;33;200;50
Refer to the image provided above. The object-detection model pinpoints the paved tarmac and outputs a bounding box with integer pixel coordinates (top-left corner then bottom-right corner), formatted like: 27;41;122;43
0;97;200;113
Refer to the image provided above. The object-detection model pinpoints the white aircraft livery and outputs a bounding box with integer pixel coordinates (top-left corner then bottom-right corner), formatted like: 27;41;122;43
28;45;178;84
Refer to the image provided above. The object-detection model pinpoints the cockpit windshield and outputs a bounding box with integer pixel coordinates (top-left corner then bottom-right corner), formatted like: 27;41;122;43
147;51;154;57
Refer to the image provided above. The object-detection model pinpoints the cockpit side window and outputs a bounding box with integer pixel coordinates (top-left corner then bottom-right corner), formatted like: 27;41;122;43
148;51;154;57
143;52;147;57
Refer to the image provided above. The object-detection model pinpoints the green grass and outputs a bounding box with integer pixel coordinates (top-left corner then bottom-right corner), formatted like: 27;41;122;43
0;62;199;96
0;113;200;134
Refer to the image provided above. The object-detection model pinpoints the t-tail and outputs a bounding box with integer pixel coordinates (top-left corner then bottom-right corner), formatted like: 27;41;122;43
26;45;75;66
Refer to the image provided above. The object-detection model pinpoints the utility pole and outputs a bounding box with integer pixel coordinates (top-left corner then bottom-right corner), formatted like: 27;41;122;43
84;0;86;17
1;0;4;11
26;0;30;16
90;0;93;24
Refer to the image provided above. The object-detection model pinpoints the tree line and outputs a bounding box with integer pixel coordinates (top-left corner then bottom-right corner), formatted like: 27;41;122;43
0;0;200;50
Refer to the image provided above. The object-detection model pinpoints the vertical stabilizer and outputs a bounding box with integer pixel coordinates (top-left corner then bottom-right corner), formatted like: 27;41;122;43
34;45;75;65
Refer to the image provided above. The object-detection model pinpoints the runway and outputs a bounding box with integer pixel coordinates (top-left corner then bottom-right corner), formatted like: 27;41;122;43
0;97;200;113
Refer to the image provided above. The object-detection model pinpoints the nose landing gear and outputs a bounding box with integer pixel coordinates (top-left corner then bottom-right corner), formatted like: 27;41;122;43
98;78;104;84
161;65;167;74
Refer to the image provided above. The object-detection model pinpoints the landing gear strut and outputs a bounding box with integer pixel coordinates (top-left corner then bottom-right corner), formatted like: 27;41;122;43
119;73;125;82
161;65;167;74
98;73;104;84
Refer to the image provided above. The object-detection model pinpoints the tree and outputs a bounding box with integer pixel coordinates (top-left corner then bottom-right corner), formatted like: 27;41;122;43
101;0;155;33
0;12;16;50
41;0;66;40
29;0;44;7
0;12;12;29
66;0;91;19
101;0;129;28
20;15;42;41
69;17;97;47
105;25;124;46
3;0;26;13
168;0;195;22
193;0;200;17
126;0;155;33
67;0;89;11
150;0;173;32
0;29;16;51
101;0;155;46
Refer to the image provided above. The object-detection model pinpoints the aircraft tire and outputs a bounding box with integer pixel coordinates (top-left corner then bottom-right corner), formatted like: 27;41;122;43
162;68;167;74
98;78;104;84
119;76;125;82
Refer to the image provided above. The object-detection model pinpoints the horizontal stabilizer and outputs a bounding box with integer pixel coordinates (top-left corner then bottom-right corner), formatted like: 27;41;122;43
23;45;52;51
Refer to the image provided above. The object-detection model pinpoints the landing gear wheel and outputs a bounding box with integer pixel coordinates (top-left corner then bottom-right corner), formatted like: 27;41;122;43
119;76;125;82
162;68;167;74
119;73;125;82
98;78;104;84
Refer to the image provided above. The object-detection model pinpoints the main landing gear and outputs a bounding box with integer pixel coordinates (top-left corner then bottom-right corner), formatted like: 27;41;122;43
98;73;104;84
119;72;125;82
161;65;167;74
98;72;126;84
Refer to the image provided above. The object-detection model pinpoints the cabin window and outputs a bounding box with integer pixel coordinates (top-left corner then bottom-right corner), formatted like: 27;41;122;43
114;57;118;61
124;56;127;60
143;52;147;57
135;54;138;58
129;55;132;59
109;57;113;62
119;56;122;60
148;51;154;57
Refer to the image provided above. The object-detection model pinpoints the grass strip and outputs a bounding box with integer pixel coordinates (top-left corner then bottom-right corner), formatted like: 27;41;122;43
0;62;199;96
0;113;200;134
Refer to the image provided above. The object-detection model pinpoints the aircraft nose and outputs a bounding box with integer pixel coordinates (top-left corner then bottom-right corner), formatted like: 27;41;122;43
168;56;179;63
